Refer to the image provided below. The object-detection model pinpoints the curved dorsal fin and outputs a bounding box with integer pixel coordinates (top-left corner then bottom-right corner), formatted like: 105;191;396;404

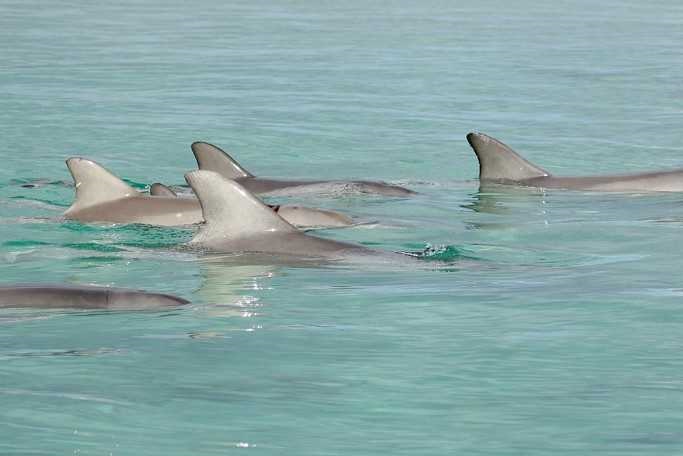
184;170;295;244
149;182;177;197
65;157;137;212
466;132;550;181
191;142;254;179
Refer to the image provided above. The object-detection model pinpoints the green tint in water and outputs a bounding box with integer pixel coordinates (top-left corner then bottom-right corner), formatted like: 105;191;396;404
2;240;53;248
2;0;683;455
64;242;126;253
422;244;477;262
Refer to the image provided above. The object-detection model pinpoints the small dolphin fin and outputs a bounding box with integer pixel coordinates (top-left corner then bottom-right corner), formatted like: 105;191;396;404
466;132;550;181
65;157;137;212
184;170;296;244
191;142;254;179
149;183;177;197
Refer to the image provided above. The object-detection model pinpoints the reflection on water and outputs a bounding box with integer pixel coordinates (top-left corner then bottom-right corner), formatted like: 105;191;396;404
196;255;276;317
461;185;552;232
463;184;549;215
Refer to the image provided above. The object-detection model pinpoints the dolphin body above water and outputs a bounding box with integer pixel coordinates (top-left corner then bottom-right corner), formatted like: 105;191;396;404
467;132;683;192
64;158;203;226
184;170;414;264
149;182;355;230
63;158;355;229
0;284;189;310
191;142;416;197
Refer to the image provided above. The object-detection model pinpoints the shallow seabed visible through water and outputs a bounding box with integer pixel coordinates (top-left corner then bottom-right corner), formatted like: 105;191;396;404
2;0;683;454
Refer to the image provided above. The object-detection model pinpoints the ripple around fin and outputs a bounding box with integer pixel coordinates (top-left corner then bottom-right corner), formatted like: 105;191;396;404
0;387;132;406
59;220;193;248
0;347;124;358
123;178;149;190
8;178;74;188
8;196;68;209
401;244;479;262
2;240;53;248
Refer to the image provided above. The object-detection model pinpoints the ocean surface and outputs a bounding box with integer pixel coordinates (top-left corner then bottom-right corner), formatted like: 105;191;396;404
2;0;683;454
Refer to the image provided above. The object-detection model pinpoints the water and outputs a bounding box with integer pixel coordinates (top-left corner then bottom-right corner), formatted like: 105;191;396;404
2;0;683;453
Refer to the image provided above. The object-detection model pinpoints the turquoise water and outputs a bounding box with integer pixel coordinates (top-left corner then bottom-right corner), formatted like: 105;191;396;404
2;0;683;453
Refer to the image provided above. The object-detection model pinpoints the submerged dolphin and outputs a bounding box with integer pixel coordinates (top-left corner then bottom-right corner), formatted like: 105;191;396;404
184;170;412;263
0;284;189;310
149;181;354;229
467;132;683;192
64;159;354;229
191;142;416;197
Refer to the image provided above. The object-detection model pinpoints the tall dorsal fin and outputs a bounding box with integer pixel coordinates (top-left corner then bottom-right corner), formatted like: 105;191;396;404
184;170;295;244
466;132;550;181
65;157;137;212
149;182;177;197
191;142;254;179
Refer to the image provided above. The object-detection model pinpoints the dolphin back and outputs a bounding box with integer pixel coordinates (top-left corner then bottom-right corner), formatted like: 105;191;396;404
466;132;550;181
276;205;354;229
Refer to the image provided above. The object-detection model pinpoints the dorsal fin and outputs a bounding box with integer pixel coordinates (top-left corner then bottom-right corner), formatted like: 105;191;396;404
65;157;137;212
191;142;254;179
466;132;550;181
184;170;295;244
149;183;177;197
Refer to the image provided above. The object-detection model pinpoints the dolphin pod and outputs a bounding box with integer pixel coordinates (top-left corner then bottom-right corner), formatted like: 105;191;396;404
0;284;189;310
7;133;683;311
63;158;355;229
467;132;683;192
191;141;416;197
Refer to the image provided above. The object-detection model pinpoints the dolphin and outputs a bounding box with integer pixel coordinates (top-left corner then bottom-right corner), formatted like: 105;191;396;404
0;284;189;310
467;132;683;192
63;159;355;229
64;158;203;226
184;170;413;263
191;141;416;197
148;181;356;229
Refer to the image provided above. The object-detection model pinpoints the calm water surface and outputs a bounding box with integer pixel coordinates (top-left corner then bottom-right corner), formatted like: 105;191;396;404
2;0;683;454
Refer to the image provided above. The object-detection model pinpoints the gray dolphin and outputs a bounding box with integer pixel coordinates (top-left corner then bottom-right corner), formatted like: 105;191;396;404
64;158;203;226
147;181;355;229
63;159;354;229
0;284;189;310
184;170;412;263
467;132;683;192
191;141;416;197
149;182;178;197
